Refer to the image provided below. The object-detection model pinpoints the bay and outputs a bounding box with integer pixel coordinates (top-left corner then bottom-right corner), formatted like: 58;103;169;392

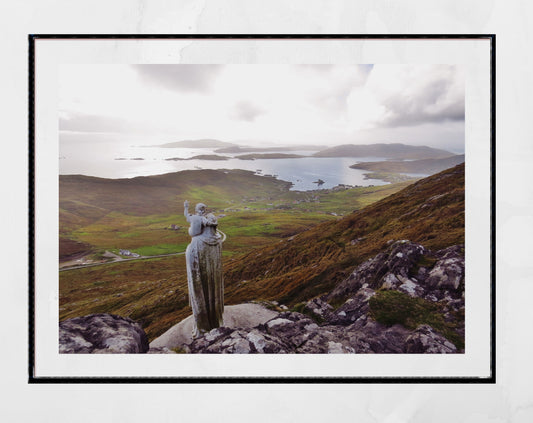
59;142;420;191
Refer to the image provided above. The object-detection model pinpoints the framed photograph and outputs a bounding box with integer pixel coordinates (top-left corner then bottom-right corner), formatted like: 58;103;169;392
30;35;494;382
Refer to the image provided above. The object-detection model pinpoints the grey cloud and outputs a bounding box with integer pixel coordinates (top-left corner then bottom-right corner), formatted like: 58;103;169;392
380;75;464;128
131;64;223;93
230;101;265;122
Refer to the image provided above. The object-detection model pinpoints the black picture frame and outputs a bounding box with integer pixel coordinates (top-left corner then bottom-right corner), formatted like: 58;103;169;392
29;34;495;384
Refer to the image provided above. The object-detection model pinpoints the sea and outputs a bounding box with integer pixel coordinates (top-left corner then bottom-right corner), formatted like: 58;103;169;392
59;142;427;191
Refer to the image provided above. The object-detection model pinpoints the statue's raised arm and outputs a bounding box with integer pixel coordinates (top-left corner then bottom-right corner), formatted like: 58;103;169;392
184;200;190;222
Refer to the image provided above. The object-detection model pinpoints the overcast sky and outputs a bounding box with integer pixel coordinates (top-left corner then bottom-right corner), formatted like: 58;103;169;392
59;64;465;152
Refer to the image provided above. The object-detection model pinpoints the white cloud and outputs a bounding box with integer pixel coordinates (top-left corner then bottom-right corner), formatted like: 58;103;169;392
346;65;464;130
58;64;464;150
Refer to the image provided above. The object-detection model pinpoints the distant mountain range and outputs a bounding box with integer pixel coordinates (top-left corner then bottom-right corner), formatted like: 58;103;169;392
215;145;327;154
154;140;457;161
351;154;465;175
313;143;455;160
236;153;305;160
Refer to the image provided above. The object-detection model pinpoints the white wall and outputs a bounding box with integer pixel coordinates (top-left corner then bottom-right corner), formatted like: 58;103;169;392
1;1;532;421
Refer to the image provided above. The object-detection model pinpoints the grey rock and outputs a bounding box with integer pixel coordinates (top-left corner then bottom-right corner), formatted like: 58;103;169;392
187;311;422;354
397;276;424;298
405;325;458;353
150;303;279;351
59;313;149;354
303;298;336;322
188;326;288;353
327;240;428;303
329;288;376;326
426;255;464;291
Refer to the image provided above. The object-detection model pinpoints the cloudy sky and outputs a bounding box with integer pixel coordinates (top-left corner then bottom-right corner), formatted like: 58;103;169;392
59;64;464;152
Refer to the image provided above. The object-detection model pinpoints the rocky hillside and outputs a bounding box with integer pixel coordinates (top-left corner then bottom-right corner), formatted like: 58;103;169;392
187;240;464;353
223;164;464;308
60;239;464;354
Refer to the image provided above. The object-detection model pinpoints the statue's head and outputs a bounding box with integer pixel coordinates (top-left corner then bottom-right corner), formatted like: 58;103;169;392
195;203;207;215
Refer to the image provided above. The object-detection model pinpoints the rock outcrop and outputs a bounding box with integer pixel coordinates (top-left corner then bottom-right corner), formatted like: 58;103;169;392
59;241;464;355
181;241;464;354
59;313;149;353
328;240;464;309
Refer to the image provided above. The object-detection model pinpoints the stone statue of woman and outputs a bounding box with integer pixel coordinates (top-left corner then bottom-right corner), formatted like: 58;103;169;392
184;200;224;338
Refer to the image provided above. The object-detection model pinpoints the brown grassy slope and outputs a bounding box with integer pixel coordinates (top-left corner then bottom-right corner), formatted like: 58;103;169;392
223;163;465;306
60;255;190;340
59;237;94;260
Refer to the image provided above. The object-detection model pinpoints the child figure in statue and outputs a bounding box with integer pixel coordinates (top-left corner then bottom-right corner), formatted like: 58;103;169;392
184;200;224;338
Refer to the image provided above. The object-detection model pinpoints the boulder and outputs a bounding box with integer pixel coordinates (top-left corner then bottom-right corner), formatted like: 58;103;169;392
303;297;336;322
327;240;428;303
426;246;464;291
59;313;149;354
187;311;440;354
150;303;279;351
187;327;289;354
405;325;458;353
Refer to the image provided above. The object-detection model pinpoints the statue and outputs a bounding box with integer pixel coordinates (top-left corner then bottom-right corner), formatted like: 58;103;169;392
184;200;224;338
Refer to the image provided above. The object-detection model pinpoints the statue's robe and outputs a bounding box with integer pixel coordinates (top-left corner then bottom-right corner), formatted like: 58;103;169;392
185;213;223;338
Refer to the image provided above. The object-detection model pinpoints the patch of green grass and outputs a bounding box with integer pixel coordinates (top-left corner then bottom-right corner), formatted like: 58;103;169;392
363;172;419;183
133;243;188;256
369;290;464;350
